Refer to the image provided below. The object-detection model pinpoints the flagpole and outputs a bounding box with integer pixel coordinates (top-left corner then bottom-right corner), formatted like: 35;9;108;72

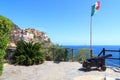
90;1;100;58
90;7;92;58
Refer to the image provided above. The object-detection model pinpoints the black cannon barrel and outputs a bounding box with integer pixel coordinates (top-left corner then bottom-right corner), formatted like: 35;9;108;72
97;54;112;59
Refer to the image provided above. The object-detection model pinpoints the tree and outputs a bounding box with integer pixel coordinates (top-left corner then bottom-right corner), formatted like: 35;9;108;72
0;15;13;75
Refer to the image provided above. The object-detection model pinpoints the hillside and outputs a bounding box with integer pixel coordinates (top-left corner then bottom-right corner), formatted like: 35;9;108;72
9;25;53;48
12;24;20;30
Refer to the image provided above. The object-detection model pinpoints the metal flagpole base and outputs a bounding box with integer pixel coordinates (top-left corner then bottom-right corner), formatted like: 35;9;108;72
90;49;92;58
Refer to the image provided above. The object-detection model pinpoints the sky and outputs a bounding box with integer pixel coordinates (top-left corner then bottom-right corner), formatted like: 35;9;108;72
0;0;120;45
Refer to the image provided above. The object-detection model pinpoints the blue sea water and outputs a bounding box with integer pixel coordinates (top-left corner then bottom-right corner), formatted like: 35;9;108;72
63;45;120;67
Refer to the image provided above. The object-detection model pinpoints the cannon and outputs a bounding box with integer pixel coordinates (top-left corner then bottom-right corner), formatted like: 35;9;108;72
82;54;112;71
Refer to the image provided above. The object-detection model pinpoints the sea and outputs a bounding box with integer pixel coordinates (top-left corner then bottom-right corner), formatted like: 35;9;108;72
62;45;120;67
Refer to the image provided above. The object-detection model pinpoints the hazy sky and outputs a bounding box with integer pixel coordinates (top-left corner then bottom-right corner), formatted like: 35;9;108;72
1;0;120;45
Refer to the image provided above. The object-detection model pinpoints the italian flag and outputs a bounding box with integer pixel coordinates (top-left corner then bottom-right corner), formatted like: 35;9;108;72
91;1;100;16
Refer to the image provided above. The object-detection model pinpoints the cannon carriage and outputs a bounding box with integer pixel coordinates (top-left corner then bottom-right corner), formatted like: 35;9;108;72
82;54;112;71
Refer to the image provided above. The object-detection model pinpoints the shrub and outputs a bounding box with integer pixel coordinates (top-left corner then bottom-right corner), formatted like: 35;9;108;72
12;40;45;66
40;40;54;61
0;15;13;75
75;48;90;63
44;48;53;61
0;63;3;75
54;44;70;61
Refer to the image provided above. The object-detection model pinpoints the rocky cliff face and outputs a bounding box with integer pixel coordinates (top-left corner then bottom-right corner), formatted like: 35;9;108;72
9;25;53;48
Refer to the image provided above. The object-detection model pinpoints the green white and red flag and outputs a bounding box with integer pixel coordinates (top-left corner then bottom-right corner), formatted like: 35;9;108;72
91;1;100;16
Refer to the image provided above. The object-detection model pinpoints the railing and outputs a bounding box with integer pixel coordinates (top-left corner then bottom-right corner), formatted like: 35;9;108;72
51;48;77;62
6;47;120;67
98;48;120;67
6;47;78;62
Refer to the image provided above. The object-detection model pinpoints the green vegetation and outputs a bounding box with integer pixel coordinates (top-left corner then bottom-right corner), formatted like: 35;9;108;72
11;41;45;66
0;63;3;75
44;48;53;61
0;15;13;75
54;44;70;61
75;48;90;63
40;41;53;61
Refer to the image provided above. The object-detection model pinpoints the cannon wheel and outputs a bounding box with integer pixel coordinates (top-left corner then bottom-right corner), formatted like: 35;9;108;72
101;65;106;71
85;64;91;71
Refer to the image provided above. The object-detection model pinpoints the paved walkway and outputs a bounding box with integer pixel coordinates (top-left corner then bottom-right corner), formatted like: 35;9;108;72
0;61;120;80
